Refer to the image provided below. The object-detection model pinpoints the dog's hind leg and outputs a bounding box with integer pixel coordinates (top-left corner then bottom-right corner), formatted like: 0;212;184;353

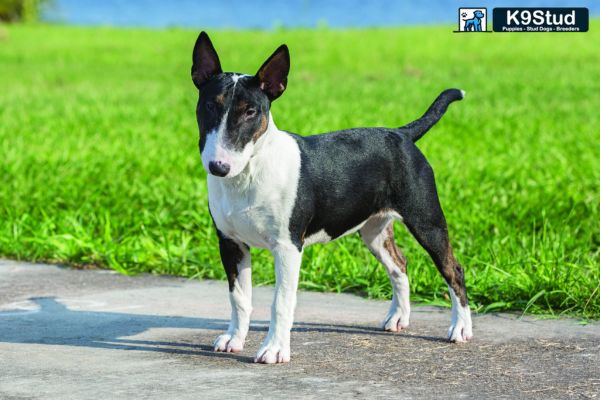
213;231;253;353
361;215;411;332
398;155;473;342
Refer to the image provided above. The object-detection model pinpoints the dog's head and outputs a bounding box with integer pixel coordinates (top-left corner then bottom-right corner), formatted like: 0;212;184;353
191;32;290;178
473;10;484;18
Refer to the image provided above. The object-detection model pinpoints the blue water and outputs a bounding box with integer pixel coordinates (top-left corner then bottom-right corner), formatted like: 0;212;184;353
42;0;599;29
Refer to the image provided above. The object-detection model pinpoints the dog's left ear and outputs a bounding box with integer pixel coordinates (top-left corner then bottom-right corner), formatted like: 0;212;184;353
192;31;222;89
256;45;290;101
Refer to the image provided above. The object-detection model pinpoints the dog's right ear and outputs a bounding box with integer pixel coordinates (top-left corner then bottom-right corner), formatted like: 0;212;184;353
256;44;290;101
192;31;222;89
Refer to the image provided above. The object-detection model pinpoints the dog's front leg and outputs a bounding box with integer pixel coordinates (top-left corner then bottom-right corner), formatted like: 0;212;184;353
213;232;252;353
255;243;302;364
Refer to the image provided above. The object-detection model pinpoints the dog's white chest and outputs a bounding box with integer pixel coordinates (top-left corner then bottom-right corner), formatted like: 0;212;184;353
207;132;301;249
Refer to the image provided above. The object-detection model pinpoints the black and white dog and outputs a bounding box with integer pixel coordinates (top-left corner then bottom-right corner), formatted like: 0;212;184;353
191;32;473;364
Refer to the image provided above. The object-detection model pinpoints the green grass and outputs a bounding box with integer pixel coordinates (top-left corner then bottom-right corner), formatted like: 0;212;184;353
0;23;598;318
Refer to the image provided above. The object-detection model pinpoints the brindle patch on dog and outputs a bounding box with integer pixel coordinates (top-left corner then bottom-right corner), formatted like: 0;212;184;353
383;224;407;274
443;242;468;306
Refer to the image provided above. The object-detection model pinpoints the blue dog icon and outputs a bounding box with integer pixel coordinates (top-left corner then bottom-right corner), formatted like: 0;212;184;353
463;10;485;31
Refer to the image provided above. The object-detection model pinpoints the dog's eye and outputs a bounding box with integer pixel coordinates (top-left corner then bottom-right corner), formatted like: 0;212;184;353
205;101;216;113
245;108;257;119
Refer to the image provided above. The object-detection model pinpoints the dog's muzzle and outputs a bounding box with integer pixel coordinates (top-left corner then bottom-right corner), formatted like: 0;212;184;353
208;160;231;177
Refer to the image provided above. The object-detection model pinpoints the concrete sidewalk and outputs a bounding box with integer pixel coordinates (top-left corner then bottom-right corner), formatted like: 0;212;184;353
0;260;598;399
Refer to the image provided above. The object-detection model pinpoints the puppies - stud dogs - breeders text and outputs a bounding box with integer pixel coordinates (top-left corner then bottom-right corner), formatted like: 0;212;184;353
191;31;473;364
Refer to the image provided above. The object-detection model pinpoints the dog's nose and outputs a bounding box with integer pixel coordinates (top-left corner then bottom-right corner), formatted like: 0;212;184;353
208;161;231;177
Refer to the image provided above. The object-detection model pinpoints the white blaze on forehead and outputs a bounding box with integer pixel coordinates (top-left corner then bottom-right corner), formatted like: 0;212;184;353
231;74;250;84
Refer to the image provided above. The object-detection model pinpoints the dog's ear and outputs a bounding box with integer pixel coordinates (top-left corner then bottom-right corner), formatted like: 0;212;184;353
192;31;222;89
256;44;290;101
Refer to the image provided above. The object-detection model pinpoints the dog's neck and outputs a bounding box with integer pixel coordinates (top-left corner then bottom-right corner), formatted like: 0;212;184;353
253;112;279;154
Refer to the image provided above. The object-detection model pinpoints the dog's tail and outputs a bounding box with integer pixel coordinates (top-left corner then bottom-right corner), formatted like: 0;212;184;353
398;89;464;143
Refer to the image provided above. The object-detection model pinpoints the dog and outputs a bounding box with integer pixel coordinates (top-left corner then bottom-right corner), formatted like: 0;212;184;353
191;32;473;364
463;10;485;31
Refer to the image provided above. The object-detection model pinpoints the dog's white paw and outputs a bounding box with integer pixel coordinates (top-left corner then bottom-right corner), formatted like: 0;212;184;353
447;288;473;343
213;333;244;353
447;319;473;343
254;341;290;364
382;310;409;332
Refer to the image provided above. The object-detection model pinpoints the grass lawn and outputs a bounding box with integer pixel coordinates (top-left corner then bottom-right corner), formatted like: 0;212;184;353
0;23;598;318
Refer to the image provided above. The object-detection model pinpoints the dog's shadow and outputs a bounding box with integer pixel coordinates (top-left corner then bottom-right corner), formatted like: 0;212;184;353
0;297;445;363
